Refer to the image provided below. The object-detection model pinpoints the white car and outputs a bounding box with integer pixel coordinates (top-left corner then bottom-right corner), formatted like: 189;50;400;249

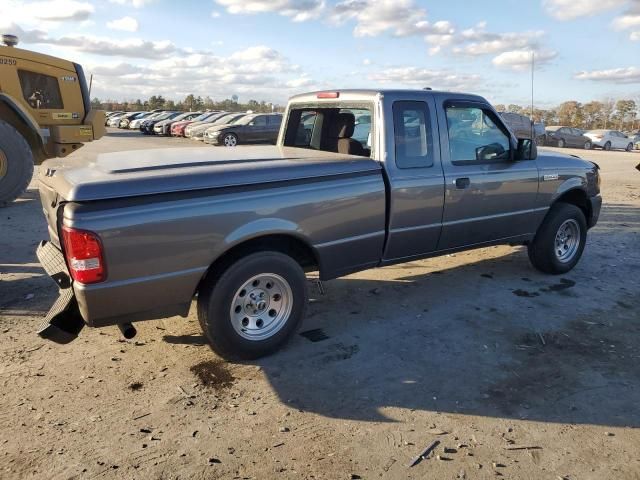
130;112;162;129
584;129;635;151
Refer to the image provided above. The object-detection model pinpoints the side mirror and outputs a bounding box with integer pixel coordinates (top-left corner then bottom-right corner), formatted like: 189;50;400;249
515;138;537;160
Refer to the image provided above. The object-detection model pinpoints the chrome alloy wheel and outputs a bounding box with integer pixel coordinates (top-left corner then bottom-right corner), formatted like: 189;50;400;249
223;134;237;147
554;219;580;263
230;273;293;341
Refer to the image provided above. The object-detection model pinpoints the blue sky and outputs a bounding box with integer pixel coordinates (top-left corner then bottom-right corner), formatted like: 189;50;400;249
1;0;639;107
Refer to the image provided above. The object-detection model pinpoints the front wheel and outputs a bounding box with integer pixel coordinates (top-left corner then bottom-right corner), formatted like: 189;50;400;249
222;133;238;147
626;143;633;152
604;141;612;151
0;120;35;207
197;251;308;360
557;138;565;148
584;141;592;150
528;203;587;274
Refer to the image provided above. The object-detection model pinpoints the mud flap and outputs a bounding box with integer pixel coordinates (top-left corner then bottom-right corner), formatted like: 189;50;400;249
36;241;85;344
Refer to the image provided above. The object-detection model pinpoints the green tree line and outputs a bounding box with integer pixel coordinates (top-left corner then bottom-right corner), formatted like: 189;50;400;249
493;99;639;131
91;94;283;114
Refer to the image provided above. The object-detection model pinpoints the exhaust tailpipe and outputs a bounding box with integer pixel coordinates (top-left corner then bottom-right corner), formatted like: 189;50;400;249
117;323;137;339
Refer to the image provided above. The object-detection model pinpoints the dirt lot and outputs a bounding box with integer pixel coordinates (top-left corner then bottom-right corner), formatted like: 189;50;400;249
1;130;639;480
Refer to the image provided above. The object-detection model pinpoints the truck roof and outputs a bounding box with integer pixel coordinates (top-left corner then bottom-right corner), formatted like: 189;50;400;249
288;89;487;103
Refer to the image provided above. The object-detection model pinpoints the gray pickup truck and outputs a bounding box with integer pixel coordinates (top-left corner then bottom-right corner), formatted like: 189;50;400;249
36;89;602;359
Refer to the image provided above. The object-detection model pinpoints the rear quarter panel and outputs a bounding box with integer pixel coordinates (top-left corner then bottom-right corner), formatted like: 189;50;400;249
62;173;386;326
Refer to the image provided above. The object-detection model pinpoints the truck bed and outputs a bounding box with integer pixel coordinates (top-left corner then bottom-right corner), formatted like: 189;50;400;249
39;146;380;201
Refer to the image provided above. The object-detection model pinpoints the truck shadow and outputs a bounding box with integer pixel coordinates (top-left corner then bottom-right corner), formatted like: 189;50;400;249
246;203;640;427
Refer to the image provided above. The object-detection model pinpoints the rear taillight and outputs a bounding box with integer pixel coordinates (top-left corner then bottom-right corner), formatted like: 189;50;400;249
61;226;106;284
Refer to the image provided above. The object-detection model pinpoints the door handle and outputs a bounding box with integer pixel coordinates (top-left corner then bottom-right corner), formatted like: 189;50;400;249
455;177;471;189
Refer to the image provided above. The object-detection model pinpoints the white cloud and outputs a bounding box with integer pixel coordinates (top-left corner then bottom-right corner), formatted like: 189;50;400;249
631;30;640;40
215;0;325;22
331;0;453;38
107;16;139;32
10;25;178;59
363;58;371;65
108;0;155;8
86;46;306;102
369;67;482;91
575;66;640;83
543;0;627;20
451;27;544;56
492;49;558;71
286;75;315;89
611;13;640;29
0;0;94;27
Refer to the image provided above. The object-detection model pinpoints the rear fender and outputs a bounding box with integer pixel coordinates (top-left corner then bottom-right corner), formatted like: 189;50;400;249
224;218;303;247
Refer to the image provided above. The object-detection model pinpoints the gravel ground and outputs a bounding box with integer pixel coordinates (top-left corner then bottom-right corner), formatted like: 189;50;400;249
1;130;639;480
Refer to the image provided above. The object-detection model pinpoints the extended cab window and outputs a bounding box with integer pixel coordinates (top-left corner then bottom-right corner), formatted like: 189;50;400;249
283;106;372;157
393;101;433;168
446;105;510;163
18;70;64;109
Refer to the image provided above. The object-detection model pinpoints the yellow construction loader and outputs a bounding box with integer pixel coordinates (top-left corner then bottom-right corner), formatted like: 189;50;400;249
0;34;105;206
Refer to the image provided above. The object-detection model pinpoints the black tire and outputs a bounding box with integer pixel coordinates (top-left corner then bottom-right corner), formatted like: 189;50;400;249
527;202;587;274
584;141;592;150
626;143;633;152
604;141;611;151
222;133;238;147
197;251;308;360
0;120;35;207
557;138;565;148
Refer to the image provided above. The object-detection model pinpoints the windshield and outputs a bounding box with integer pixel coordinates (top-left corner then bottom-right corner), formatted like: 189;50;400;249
234;115;256;126
193;112;217;122
213;113;245;125
172;112;194;121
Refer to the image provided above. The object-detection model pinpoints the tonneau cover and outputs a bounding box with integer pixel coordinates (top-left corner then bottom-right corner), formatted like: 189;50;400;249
39;146;381;202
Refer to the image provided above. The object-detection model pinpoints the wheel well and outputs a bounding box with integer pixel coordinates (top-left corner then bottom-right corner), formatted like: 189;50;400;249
0;101;45;162
555;189;591;222
196;234;319;294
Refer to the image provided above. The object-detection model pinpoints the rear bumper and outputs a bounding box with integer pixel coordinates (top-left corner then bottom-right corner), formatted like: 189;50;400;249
589;194;602;229
35;241;85;344
36;241;197;343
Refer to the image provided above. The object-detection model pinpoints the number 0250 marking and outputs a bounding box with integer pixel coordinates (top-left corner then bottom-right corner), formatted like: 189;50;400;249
0;58;17;65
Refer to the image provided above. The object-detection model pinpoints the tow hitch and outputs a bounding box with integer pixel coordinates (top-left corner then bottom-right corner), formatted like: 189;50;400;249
36;241;85;344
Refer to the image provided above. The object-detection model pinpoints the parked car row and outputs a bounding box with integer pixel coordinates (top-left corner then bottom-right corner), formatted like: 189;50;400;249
544;125;636;151
104;110;283;146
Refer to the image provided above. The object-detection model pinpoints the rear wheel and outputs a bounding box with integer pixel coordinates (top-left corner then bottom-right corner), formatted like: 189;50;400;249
626;143;633;152
197;251;308;359
604;141;611;151
528;202;587;274
0;120;35;207
584;141;592;150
